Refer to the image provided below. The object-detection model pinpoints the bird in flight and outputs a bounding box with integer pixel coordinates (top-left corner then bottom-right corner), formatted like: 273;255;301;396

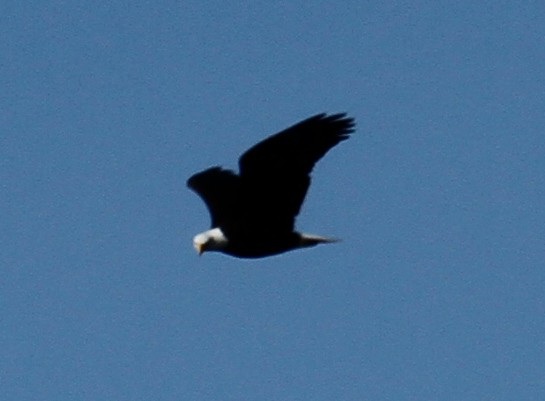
187;113;355;258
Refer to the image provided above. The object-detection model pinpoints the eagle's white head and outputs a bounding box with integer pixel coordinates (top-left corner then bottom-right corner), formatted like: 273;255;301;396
193;227;228;255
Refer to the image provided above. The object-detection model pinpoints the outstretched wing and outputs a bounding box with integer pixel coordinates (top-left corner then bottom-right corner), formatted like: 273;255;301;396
187;167;240;228
238;113;355;231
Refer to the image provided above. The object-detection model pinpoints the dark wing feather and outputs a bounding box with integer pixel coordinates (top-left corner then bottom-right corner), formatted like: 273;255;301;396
187;167;240;227
238;113;355;231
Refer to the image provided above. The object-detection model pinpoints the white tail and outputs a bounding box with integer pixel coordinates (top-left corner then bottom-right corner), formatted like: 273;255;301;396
299;233;340;248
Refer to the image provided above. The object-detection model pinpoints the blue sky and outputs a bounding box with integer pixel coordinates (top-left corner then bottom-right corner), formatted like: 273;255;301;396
2;1;545;400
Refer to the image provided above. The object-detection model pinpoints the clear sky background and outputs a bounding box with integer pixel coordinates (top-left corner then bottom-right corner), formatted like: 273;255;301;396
2;1;545;400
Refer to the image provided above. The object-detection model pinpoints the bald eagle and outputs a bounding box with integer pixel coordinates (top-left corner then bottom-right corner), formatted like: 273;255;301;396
187;113;355;258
